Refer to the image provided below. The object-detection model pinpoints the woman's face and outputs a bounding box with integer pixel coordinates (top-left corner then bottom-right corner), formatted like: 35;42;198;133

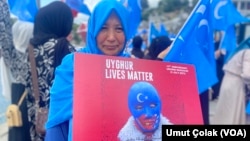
97;12;125;56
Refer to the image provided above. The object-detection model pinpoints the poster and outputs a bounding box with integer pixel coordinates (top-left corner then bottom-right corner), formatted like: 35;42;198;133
73;53;203;141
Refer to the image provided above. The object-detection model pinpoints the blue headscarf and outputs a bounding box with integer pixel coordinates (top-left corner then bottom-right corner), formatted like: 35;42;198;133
80;0;129;56
46;0;129;140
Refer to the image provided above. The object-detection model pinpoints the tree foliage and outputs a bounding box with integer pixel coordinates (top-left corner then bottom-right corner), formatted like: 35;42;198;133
141;0;196;20
141;0;149;9
141;0;150;20
158;0;189;13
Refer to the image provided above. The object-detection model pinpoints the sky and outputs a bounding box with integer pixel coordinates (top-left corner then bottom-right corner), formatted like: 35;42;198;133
41;0;55;7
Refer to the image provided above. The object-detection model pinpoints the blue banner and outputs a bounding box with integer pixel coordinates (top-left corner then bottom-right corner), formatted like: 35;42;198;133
159;23;169;37
220;25;236;63
8;0;38;22
65;0;91;15
148;22;159;45
210;0;250;64
164;0;218;94
210;0;249;30
119;0;142;39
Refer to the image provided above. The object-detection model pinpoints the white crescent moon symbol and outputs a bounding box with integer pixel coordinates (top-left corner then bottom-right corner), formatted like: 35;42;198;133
196;5;206;14
137;93;144;103
196;19;209;48
198;19;209;28
214;1;227;19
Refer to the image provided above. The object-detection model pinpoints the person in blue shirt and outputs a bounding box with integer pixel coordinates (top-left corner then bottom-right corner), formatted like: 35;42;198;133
45;0;130;140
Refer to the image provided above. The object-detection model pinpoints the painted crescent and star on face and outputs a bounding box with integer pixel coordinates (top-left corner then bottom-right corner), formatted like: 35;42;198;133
136;93;148;103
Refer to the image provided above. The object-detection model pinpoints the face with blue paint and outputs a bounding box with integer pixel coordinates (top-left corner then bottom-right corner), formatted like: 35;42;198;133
128;81;161;133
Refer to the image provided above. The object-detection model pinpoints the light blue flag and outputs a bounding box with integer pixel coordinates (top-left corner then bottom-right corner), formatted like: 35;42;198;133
246;102;250;115
65;0;91;15
210;0;250;64
119;0;142;39
211;0;249;30
159;23;169;36
148;22;159;45
164;0;218;94
220;25;236;63
8;0;38;22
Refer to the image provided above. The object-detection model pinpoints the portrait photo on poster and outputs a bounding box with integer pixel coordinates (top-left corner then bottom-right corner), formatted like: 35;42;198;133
118;81;173;141
73;54;203;141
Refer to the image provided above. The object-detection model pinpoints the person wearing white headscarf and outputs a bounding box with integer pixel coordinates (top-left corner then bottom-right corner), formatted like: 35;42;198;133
12;21;34;53
0;1;34;140
0;0;12;100
1;1;75;140
211;39;250;124
1;21;34;101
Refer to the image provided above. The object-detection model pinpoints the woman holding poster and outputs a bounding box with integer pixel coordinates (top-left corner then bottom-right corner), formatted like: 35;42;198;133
45;0;131;140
